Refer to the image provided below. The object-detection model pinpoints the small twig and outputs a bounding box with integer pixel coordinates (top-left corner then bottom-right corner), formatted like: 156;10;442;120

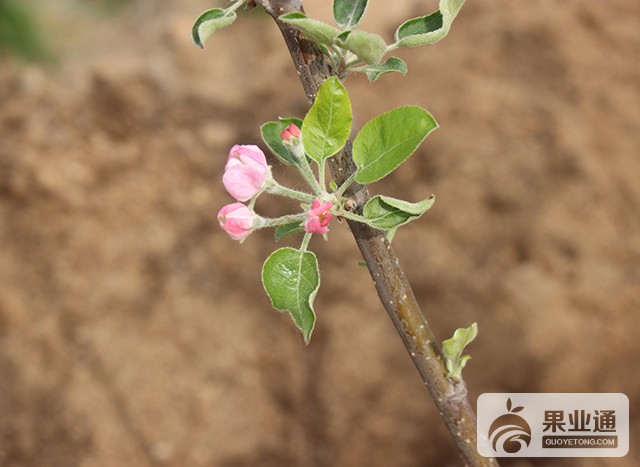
256;1;499;465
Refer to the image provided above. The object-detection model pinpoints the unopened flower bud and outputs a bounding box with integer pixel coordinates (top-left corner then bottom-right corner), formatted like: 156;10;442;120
280;123;301;142
223;145;270;202
217;203;256;241
304;199;333;234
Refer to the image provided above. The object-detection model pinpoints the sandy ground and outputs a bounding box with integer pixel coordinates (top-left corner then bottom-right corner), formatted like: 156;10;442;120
0;0;639;466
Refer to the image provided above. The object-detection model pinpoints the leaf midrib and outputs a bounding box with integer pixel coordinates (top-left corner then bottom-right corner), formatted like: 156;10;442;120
286;254;313;331
358;130;420;175
319;90;336;159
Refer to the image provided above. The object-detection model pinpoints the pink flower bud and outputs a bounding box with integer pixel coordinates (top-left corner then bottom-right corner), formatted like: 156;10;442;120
223;145;270;202
304;199;333;234
217;203;256;241
280;123;301;142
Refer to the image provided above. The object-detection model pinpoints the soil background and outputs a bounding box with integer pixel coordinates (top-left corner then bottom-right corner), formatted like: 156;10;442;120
0;0;639;466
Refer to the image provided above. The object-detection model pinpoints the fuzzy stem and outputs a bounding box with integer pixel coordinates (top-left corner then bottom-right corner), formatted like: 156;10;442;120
293;145;323;195
255;1;499;465
266;180;315;202
259;212;306;228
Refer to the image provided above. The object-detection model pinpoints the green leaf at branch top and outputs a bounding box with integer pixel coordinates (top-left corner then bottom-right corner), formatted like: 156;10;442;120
301;77;352;163
262;247;320;344
192;8;237;49
363;57;408;82
395;0;465;48
333;0;368;29
279;13;340;46
442;322;478;380
260;118;304;166
353;106;438;184
274;222;305;242
341;29;387;65
363;194;435;230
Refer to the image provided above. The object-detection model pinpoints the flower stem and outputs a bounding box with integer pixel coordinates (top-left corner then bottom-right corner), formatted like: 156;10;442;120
266;180;315;202
260;213;306;228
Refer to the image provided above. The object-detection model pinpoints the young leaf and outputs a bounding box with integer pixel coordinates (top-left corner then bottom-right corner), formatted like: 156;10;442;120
301;77;352;163
362;195;435;230
274;222;305;242
342;29;387;65
442;322;478;380
262;247;320;344
192;8;237;49
353;106;437;184
333;0;368;29
395;0;465;48
260;118;303;166
363;57;408;82
279;13;340;46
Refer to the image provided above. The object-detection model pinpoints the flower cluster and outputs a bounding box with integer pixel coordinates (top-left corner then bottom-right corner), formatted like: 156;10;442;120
217;124;335;243
217;144;269;241
208;76;439;344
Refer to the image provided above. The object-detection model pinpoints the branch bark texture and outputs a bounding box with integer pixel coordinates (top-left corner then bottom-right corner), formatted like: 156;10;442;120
256;1;499;465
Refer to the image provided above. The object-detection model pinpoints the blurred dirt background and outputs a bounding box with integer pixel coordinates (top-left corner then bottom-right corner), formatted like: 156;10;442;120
0;0;638;466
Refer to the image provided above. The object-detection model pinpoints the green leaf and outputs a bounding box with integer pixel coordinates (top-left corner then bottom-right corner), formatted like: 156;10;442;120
363;57;408;82
333;0;368;29
279;13;340;46
363;194;435;230
260;118;303;166
395;0;465;48
262;247;320;344
301;77;352;163
274;222;305;242
341;29;387;65
442;322;478;380
353;106;438;184
192;8;237;49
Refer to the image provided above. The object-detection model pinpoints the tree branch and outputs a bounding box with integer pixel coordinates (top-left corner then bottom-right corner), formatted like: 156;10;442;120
256;1;499;465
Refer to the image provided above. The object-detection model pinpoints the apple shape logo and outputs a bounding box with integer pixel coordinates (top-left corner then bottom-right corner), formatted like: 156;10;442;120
488;398;532;454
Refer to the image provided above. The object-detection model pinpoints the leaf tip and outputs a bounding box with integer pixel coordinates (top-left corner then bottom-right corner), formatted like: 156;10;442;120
303;330;313;345
191;26;204;49
192;38;204;49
